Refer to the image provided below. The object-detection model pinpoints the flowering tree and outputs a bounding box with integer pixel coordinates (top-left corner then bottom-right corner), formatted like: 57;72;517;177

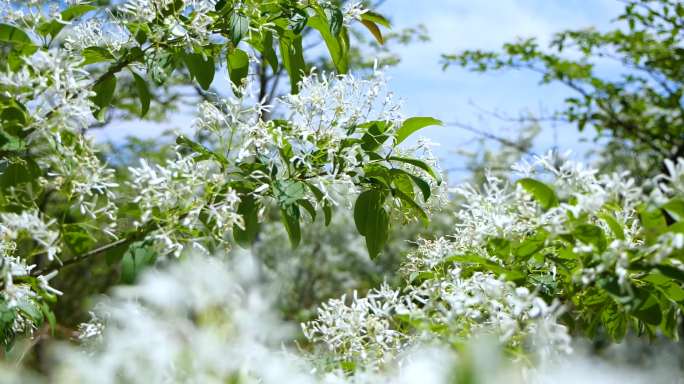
1;1;684;383
0;0;443;346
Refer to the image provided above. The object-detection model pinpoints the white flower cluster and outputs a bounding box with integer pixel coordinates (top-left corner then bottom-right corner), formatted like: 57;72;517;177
52;254;317;384
121;0;217;48
0;239;62;339
303;284;407;366
62;18;128;52
282;70;403;141
128;156;242;257
303;268;571;367
128;71;440;257
0;210;60;261
0;252;678;383
0;36;120;229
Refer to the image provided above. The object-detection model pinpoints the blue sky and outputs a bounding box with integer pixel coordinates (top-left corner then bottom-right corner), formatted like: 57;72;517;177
92;0;626;181
377;0;625;179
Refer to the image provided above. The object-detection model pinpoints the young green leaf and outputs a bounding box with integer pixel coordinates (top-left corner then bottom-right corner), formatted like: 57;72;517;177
307;15;349;74
365;204;389;260
280;205;301;248
662;198;684;222
361;20;384;45
91;74;117;120
388;156;442;184
354;190;381;236
0;23;36;54
233;195;260;248
183;53;215;90
229;12;249;44
279;35;306;94
517;178;559;211
395;117;442;145
131;71;151;117
227;48;250;88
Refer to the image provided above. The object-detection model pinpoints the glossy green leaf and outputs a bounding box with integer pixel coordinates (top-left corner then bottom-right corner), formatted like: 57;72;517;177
279;35;306;94
361;10;391;28
307;15;349;73
365;204;389;260
234;194;260;248
280;205;301;248
361;20;384;45
388;156;442;184
575;224;607;252
354;190;383;236
120;243;157;284
91;74;117;120
0;23;36;54
517;178;559;211
663;198;684;222
227;48;250;88
183;53;215;90
599;212;625;240
395;117;442;145
81;46;114;65
229;12;249;44
132;71;151;117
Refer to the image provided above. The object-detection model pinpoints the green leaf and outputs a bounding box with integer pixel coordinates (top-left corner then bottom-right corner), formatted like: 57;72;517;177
37;4;96;39
393;188;429;226
663;198;684;222
121;242;157;284
280;205;301;248
61;4;97;20
395;117;442;145
360;120;390;151
365;204;389;260
273;180;307;206
1;158;41;189
279;35;306;94
388;156;442;184
307;15;349;73
40;302;56;336
183;53;215;90
575;224;607;252
323;6;343;36
132;71;151;117
514;231;548;260
0;23;36;54
233;194;260;248
354;190;383;236
176;135;228;168
517;178;559;211
17;299;42;323
632;290;662;326
354;190;390;259
288;8;309;34
602;304;627;342
227;48;250;88
323;203;332;226
229;12;249;44
361;11;391;28
81;46;115;65
599;212;625;240
261;31;278;73
297;199;317;222
656;264;684;284
91;74;117;120
360;20;384;45
638;205;668;243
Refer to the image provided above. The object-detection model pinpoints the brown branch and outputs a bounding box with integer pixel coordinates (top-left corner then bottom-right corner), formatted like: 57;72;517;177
444;121;534;155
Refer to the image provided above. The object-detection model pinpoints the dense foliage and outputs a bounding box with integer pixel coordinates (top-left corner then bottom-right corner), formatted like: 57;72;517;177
0;0;683;383
443;0;684;177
